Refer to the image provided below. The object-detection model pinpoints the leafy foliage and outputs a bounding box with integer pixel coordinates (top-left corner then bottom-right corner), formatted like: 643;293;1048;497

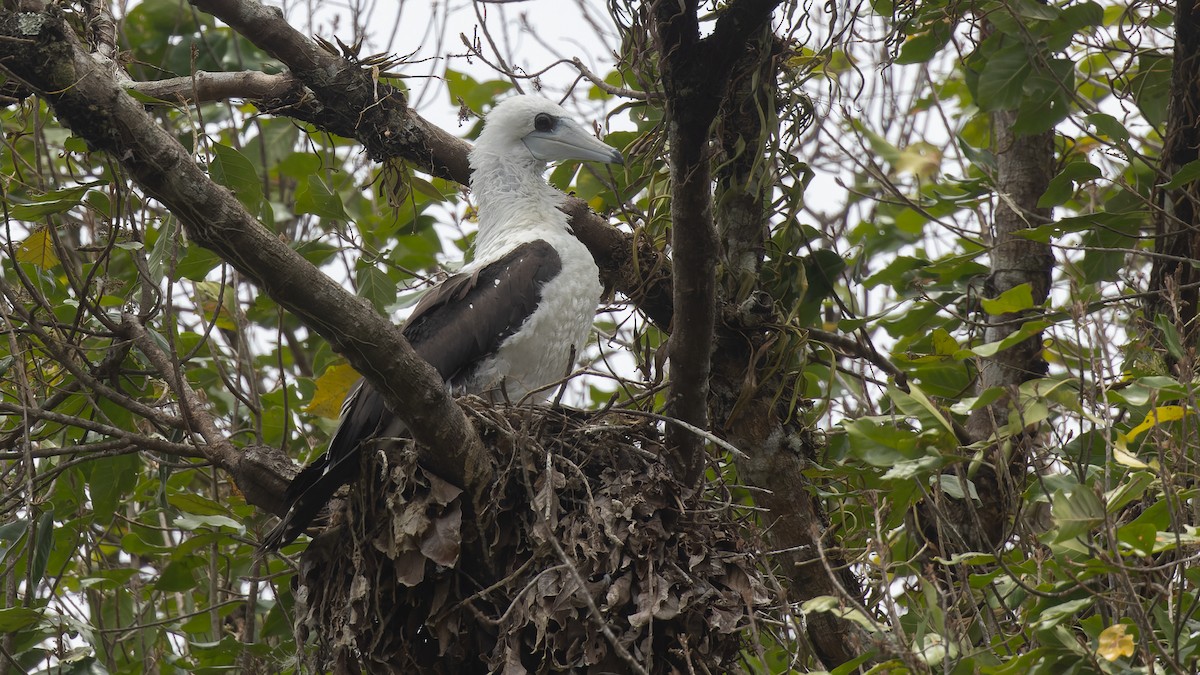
1;0;1199;672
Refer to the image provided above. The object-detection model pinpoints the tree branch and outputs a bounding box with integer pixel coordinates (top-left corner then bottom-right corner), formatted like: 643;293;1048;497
128;70;301;105
185;0;674;332
0;6;490;506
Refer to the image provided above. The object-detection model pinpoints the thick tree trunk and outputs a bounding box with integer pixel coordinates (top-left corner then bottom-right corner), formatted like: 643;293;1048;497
1147;0;1200;371
708;29;878;668
948;112;1054;551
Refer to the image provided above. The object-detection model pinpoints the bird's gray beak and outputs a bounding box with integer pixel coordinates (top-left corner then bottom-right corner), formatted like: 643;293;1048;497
523;119;624;165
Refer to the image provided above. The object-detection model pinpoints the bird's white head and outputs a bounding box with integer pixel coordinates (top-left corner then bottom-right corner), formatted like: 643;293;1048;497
468;96;623;259
471;95;624;171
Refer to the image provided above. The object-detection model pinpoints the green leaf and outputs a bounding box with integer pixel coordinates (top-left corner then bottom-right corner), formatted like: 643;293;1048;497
295;175;349;220
976;42;1033;111
844;417;921;465
1116;523;1157;557
801;596;879;631
1159;159;1200;190
966;320;1050;358
0;607;45;632
933;473;979;502
445;69;515;112
356;263;396;313
174;514;243;532
1084;113;1130;143
1049;487;1104;543
168;493;233;517
9;186;88;220
89;453;140;526
1153;314;1186;361
980;284;1036;315
147;216;179;284
175;243;222;281
1034;597;1093;630
1127;52;1171;127
155;557;203;592
890;383;958;438
29;510;55;587
1039;162;1102;208
209;143;263;209
896;21;953;65
881;455;943;481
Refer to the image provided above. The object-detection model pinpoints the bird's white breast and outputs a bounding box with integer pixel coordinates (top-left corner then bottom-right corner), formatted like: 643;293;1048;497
461;224;601;400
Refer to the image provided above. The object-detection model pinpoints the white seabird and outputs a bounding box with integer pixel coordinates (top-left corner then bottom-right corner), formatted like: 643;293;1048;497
263;96;622;549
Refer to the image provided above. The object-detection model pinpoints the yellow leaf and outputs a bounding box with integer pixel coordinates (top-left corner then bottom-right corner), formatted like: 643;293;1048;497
1127;405;1190;441
1113;447;1149;469
305;363;360;419
16;228;60;269
1097;623;1134;661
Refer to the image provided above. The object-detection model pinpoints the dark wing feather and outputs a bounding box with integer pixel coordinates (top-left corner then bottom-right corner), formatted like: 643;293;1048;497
403;240;562;388
261;241;562;550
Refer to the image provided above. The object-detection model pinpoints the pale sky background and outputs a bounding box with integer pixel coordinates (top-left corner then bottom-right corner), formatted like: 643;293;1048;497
280;0;624;131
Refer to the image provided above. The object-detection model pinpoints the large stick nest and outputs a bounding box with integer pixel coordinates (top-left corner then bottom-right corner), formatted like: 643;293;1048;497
292;400;773;674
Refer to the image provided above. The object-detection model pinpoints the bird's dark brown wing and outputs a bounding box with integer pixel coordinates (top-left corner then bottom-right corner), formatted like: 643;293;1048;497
261;241;562;550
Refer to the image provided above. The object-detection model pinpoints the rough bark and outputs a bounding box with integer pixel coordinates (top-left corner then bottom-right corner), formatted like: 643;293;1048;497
648;1;876;667
649;0;781;486
1147;0;1200;371
708;31;878;667
953;111;1054;549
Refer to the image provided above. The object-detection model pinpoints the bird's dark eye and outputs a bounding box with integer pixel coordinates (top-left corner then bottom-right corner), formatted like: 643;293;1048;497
533;113;555;132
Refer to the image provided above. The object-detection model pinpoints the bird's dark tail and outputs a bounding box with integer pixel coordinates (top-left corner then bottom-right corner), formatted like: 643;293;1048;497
259;450;361;550
260;380;387;551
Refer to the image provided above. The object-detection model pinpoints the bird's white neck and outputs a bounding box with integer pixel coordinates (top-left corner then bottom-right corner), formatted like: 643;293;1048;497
469;149;571;262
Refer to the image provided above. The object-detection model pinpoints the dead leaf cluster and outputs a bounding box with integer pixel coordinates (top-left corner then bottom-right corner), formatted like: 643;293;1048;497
291;400;773;674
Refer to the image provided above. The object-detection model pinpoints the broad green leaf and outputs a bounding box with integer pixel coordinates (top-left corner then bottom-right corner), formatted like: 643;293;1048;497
10;186;87;220
210;143;264;209
1039;162;1101;208
895;21;953;64
980;284;1036;315
933;473;980;502
1127;52;1171;127
154;557;203;592
174;514;243;532
881;455;943;481
977;42;1032;111
801;596;879;631
0;607;45;632
168;493;233;517
965;320;1050;358
89;453;140;525
890;383;958;438
295;175;349;220
29;510;55;588
1034;597;1093;629
356;263;396;313
445;69;514;112
1106;472;1155;513
1153;314;1187;361
1084;113;1130;143
1159;159;1200;190
1116;523;1157;557
1049;487;1104;543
